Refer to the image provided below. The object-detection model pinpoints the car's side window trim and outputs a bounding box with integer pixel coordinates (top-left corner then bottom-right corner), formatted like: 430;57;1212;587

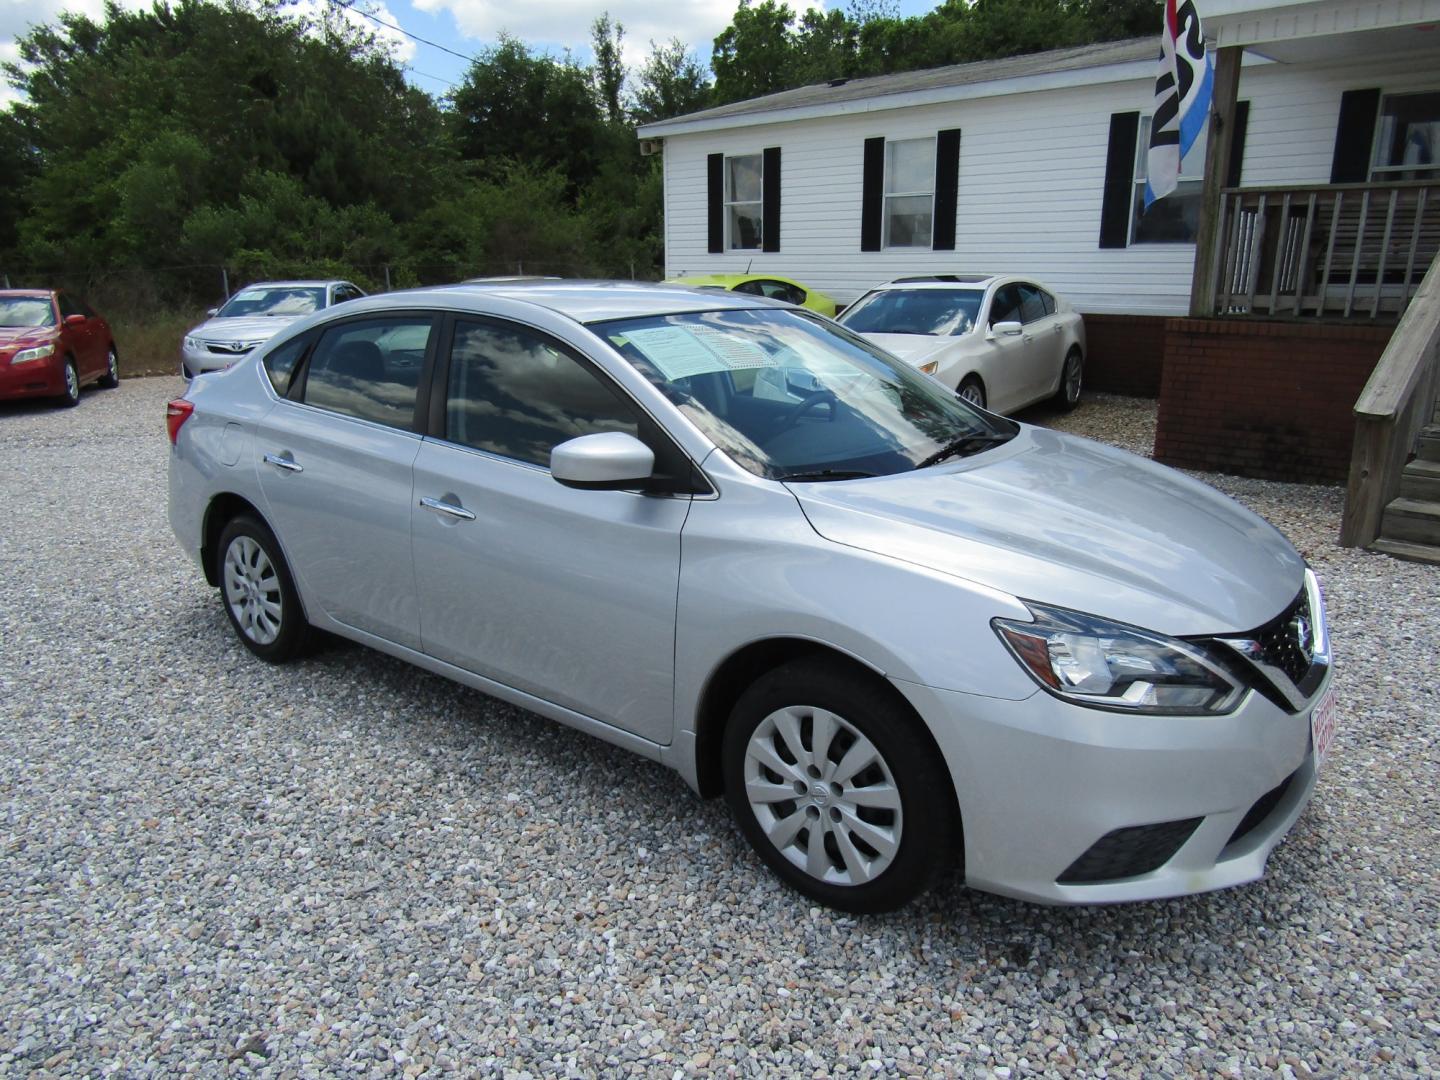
425;312;712;496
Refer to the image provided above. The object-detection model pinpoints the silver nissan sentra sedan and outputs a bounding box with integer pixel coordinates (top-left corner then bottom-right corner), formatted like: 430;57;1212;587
167;281;1337;912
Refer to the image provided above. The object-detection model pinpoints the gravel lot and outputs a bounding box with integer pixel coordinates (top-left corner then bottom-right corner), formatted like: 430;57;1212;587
1;378;1436;1078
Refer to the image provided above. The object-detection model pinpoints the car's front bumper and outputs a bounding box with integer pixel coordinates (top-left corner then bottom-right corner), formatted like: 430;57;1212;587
181;343;254;379
893;667;1332;904
0;355;64;400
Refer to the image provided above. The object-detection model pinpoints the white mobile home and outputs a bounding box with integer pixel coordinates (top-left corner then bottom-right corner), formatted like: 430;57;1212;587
638;3;1439;318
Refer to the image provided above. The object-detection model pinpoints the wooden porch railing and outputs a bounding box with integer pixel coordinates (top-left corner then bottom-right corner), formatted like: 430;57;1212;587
1211;181;1440;320
1340;253;1440;547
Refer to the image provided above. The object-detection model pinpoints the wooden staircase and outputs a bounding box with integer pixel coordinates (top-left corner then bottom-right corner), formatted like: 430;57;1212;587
1370;396;1440;564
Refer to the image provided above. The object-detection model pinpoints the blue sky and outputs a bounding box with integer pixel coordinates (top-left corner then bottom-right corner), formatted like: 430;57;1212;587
2;0;945;106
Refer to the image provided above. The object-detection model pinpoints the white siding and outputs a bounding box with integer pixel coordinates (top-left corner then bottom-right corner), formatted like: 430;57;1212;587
657;50;1439;315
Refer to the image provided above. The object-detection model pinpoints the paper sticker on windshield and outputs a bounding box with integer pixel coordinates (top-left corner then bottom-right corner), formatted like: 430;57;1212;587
623;325;776;380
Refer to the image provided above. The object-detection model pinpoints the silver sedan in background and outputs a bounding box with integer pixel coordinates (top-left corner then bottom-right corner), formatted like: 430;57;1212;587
180;279;366;378
838;274;1086;414
166;282;1334;912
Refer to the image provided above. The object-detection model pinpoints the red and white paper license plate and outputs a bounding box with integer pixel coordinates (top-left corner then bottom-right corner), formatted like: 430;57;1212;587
1311;683;1338;770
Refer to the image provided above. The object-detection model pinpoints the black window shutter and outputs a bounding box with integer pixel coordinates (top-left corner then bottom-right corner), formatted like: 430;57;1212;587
707;153;724;254
1099;112;1139;249
1329;88;1381;184
1225;100;1250;188
932;128;961;251
861;137;885;252
762;146;781;253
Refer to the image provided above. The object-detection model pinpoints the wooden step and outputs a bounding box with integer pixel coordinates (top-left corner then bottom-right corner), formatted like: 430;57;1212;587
1419;425;1440;462
1369;536;1440;565
1400;459;1440;501
1380;497;1440;545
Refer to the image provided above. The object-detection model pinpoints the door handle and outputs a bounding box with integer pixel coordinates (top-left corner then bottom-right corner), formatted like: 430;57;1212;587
1053;325;1063;335
419;496;476;521
263;452;303;473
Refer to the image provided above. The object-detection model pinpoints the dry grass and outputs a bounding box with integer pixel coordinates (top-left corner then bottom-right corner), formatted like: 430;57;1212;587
109;308;206;378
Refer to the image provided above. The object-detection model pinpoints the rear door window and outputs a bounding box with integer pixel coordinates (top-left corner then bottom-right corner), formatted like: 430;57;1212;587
300;317;433;429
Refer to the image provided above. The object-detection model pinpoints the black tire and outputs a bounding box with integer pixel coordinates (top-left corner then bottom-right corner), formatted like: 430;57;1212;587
98;346;120;389
1053;346;1083;411
722;658;959;913
57;357;81;407
216;515;311;663
956;376;986;410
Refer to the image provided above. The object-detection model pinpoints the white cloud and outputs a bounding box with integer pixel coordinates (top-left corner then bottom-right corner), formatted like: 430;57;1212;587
409;0;822;65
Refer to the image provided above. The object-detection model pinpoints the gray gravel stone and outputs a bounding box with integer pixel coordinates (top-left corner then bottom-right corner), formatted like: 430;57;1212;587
0;379;1435;1077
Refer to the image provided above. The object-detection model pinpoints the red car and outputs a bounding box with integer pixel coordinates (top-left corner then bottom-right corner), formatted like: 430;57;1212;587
0;289;119;407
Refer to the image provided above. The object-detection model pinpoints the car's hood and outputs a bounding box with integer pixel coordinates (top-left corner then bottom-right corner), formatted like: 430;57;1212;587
187;316;294;344
0;326;57;348
790;426;1304;636
856;332;966;365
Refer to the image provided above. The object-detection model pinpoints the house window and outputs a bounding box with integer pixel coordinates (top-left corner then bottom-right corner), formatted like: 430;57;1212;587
1371;91;1440;181
884;137;936;248
1131;115;1206;244
725;154;763;250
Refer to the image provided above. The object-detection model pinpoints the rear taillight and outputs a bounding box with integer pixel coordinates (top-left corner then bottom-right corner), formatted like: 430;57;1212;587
166;399;194;445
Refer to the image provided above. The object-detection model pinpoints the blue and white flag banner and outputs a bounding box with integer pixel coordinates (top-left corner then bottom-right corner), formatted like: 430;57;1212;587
1145;0;1215;209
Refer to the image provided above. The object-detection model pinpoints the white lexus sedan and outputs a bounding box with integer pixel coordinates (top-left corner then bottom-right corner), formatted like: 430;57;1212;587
167;281;1333;913
837;274;1086;414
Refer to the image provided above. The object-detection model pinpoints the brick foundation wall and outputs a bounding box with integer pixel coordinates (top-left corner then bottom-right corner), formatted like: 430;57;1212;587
1155;319;1392;484
1082;314;1169;397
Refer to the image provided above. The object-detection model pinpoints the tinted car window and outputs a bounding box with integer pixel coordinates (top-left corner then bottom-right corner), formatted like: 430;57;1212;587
1039;290;1056;316
1018;284;1047;324
263;334;311;397
840;288;983;336
301;317;431;429
57;293;82;319
989;285;1023;325
445;320;640;467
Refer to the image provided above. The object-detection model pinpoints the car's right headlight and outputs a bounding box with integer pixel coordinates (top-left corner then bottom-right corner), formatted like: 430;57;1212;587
183;335;200;351
993;603;1243;715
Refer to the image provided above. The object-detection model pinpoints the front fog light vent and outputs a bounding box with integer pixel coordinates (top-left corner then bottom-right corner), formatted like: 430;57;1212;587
1057;817;1203;884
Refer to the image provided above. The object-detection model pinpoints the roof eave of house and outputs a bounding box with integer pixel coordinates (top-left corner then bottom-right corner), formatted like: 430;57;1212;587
636;55;1157;139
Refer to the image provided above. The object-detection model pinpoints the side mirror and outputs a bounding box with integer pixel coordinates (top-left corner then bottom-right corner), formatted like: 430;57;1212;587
64;313;86;326
550;432;655;490
206;307;220;317
988;320;1023;338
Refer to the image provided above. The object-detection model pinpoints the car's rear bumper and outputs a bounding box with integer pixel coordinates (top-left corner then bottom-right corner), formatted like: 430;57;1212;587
893;668;1331;904
0;357;64;400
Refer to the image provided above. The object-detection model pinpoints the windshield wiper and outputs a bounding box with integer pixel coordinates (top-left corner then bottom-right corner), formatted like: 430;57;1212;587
776;469;877;482
915;433;1011;470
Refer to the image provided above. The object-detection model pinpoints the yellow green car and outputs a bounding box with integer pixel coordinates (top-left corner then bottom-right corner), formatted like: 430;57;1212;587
663;274;840;317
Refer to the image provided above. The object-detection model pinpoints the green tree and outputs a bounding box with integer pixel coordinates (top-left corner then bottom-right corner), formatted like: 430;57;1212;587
712;1;801;104
591;13;626;126
631;39;712;124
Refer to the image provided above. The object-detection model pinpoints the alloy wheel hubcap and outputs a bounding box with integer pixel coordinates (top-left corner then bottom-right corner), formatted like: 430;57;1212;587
1066;357;1081;402
960;385;983;407
223;536;282;645
108;352;117;380
65;365;78;398
743;705;902;886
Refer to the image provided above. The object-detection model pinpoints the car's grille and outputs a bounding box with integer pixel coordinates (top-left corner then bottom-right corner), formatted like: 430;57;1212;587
1057;817;1203;884
1225;769;1298;850
1250;590;1315;686
204;342;252;355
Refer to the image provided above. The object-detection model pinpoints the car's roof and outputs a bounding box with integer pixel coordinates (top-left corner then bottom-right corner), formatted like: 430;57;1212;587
233;280;347;290
391;280;780;323
877;274;1000;290
0;289;55;299
665;273;811;289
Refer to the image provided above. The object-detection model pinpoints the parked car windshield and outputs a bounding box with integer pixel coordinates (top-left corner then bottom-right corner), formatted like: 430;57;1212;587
838;288;984;336
0;297;56;328
217;286;326;318
597;308;1016;480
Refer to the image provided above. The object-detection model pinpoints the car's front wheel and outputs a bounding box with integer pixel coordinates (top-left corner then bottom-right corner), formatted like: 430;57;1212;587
217;515;311;662
58;357;80;408
957;376;986;410
722;659;959;912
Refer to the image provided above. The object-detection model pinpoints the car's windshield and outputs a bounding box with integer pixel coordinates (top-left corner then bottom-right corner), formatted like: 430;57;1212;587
839;288;984;336
217;287;326;318
597;308;1016;480
0;297;56;328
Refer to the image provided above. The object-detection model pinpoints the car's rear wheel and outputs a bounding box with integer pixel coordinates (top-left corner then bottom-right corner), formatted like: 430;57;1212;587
957;376;986;410
1054;347;1083;411
722;659;958;912
58;358;80;408
98;347;120;389
218;515;310;662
